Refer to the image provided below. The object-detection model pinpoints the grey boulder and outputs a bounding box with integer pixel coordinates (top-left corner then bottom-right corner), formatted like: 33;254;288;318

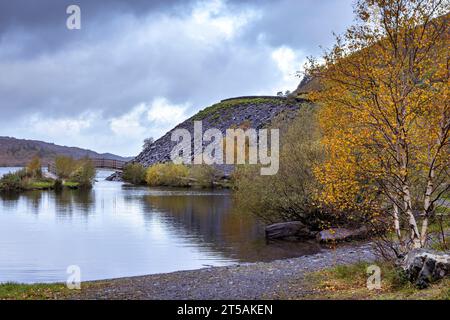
265;221;316;240
316;226;369;243
402;249;450;289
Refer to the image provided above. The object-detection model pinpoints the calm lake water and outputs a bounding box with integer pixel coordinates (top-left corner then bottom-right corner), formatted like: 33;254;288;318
0;167;320;283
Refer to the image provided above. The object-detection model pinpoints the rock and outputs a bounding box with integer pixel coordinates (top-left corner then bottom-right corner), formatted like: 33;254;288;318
316;226;368;243
265;221;316;240
402;249;450;289
106;171;123;182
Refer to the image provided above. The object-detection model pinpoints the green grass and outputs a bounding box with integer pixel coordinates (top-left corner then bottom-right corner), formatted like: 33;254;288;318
63;181;80;188
304;261;450;300
0;282;72;300
28;181;55;190
191;97;285;121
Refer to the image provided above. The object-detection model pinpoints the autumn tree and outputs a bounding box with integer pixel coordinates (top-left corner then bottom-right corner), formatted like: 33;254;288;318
307;0;449;255
55;156;77;179
27;155;42;178
70;158;96;188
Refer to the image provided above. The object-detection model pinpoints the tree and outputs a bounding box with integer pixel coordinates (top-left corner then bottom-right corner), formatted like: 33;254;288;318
70;158;96;188
27;155;42;178
307;0;449;254
233;106;329;228
143;137;155;150
55;156;77;179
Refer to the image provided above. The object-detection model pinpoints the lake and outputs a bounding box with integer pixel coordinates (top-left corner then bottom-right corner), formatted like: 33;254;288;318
0;167;320;283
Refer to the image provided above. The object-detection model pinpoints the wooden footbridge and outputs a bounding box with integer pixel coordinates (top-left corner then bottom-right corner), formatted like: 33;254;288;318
47;158;127;176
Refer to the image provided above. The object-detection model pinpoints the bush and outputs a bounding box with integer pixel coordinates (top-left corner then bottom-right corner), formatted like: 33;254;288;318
15;168;29;179
70;158;96;188
146;163;189;187
54;179;63;191
0;172;25;192
189;165;221;188
55;156;77;179
122;163;146;185
27;156;42;178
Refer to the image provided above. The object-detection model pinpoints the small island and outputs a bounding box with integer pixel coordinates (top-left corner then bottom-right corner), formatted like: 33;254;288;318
0;156;96;193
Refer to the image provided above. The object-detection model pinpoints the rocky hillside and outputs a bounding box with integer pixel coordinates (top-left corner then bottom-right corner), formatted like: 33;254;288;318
134;96;310;174
0;136;131;167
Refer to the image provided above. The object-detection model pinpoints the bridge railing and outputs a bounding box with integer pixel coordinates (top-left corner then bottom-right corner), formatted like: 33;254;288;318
47;158;127;175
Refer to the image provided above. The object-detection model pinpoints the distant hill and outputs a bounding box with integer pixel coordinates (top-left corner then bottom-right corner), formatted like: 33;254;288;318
134;96;311;175
0;136;132;167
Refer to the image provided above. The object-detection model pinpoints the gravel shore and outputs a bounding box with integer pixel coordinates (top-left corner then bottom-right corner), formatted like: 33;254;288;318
69;242;376;300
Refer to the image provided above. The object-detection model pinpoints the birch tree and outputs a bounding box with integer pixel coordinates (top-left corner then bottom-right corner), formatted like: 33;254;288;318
308;0;449;255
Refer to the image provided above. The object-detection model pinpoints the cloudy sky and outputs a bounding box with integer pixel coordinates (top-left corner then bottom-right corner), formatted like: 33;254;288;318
0;0;354;156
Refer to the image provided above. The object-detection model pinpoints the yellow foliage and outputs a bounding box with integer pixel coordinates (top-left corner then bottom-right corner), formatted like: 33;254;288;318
27;155;42;178
307;0;449;246
145;163;189;187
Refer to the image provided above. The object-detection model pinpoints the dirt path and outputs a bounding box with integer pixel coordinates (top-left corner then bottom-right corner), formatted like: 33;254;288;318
68;242;375;300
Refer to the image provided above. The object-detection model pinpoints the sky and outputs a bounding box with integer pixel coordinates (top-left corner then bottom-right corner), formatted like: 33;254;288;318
0;0;354;156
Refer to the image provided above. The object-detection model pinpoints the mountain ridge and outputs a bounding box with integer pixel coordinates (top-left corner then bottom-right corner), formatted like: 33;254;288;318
0;136;132;167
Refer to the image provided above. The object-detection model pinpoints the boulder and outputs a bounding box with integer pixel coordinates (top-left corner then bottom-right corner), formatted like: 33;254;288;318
105;171;123;182
265;221;316;240
316;226;368;243
402;249;450;289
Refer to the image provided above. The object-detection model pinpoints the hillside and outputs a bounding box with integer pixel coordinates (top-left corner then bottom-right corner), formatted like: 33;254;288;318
293;75;322;97
0;137;131;167
134;96;311;174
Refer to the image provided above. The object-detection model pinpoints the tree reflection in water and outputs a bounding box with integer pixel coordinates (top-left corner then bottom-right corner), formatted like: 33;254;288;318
140;190;321;262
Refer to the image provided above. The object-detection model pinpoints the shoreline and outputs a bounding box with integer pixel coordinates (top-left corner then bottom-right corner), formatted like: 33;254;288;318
63;241;375;300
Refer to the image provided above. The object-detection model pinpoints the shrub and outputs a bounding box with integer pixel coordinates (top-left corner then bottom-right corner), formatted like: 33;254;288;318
70;158;96;188
54;179;63;191
0;172;25;192
232;106;328;228
146;163;189;187
15;168;29;179
122;163;146;185
189;165;221;188
55;156;77;179
27;156;42;178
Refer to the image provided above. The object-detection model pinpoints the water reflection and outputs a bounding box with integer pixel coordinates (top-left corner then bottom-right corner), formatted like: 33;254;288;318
140;192;321;262
0;168;321;283
53;188;95;218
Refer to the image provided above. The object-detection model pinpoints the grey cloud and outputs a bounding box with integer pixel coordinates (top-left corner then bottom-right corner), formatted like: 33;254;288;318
0;0;355;155
239;0;354;54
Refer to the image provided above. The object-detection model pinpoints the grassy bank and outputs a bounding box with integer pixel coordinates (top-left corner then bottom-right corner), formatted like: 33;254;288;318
304;261;449;300
0;282;72;300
